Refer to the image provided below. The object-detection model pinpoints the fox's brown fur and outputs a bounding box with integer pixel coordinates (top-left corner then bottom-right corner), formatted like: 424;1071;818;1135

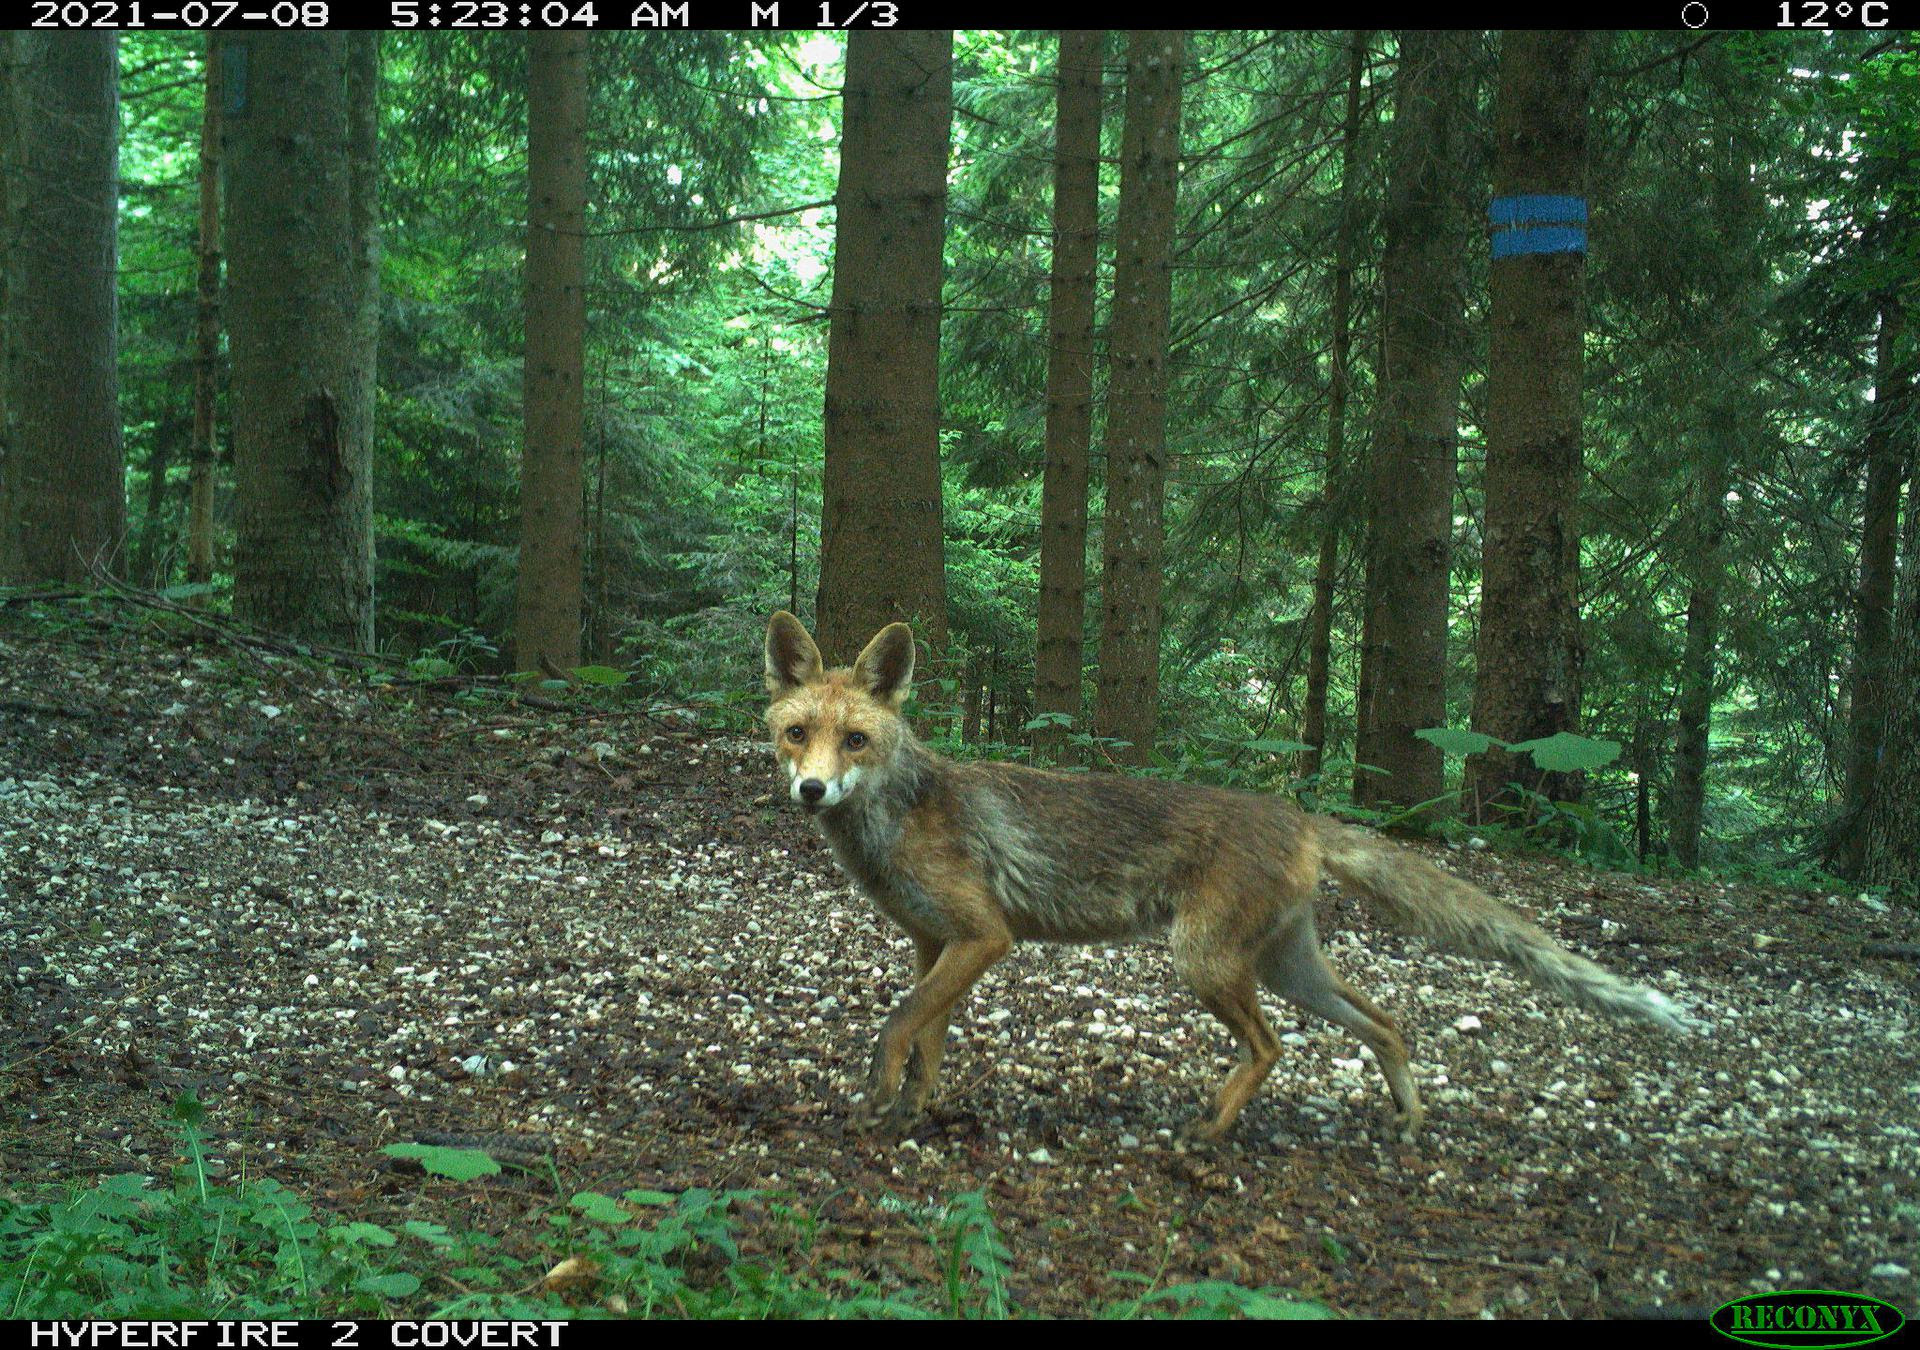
764;612;1689;1142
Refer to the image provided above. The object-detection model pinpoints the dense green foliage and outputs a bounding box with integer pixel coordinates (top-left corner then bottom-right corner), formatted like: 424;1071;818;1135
108;31;1916;878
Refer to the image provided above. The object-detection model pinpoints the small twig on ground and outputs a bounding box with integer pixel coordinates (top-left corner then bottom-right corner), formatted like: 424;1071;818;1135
1372;1245;1556;1273
0;973;181;1076
949;1064;999;1104
0;698;88;719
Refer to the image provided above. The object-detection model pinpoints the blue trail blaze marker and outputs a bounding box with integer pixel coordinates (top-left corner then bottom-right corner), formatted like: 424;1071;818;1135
1488;194;1587;258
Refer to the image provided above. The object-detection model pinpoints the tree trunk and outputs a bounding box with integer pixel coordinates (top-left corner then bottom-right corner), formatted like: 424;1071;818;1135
186;34;222;588
0;33;9;570
1033;29;1103;757
1833;298;1912;877
1299;32;1369;785
985;638;1000;744
224;33;375;649
1093;30;1184;766
1632;723;1654;862
1300;527;1339;778
0;33;124;586
1668;450;1728;868
1464;30;1595;819
348;34;380;510
1668;146;1761;869
1354;30;1470;809
815;31;953;666
961;650;982;744
137;428;169;586
1856;412;1920;890
515;31;588;673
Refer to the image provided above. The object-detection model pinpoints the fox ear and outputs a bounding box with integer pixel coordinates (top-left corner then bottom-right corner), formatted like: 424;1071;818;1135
852;622;917;707
765;611;823;696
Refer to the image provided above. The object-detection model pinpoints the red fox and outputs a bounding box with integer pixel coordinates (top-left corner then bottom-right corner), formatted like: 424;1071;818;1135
763;612;1690;1142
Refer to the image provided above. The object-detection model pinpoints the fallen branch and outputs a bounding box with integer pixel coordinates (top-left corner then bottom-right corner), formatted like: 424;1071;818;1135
0;586;86;604
78;567;515;690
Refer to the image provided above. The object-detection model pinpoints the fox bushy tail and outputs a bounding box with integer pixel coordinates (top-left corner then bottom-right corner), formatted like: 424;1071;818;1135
1314;820;1691;1033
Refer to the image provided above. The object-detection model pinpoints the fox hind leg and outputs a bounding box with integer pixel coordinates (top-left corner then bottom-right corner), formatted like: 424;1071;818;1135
1259;914;1423;1139
1171;910;1284;1143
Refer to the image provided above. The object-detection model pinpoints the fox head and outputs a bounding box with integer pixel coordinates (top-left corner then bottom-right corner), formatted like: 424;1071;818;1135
763;612;917;812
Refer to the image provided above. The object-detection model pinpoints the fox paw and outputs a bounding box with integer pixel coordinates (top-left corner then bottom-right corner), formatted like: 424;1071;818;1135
856;1096;922;1138
878;1098;925;1137
1178;1115;1231;1147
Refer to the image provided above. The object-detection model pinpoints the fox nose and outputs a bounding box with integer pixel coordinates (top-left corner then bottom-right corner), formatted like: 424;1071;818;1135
798;778;826;804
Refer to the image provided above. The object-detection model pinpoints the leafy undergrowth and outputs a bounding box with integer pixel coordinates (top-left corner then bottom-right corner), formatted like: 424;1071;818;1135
1;1095;1331;1321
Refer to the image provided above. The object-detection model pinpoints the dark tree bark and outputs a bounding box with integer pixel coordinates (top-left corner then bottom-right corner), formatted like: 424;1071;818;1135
1033;29;1103;756
1299;31;1369;784
186;35;222;588
0;33;124;585
1354;29;1471;809
1833;298;1913;877
136;422;169;586
0;34;9;569
1668;149;1763;869
1856;405;1920;890
348;34;380;504
815;31;953;666
1093;30;1184;766
1668;450;1728;868
1465;30;1595;819
1631;722;1656;862
515;31;588;673
223;33;376;648
961;649;983;744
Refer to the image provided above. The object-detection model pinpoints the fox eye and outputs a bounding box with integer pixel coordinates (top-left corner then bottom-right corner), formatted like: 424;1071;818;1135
846;731;867;749
786;725;805;743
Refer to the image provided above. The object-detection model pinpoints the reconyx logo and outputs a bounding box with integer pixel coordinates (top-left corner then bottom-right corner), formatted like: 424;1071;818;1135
1711;1290;1906;1349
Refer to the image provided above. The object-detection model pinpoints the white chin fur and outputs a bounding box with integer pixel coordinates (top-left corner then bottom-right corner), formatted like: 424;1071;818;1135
788;763;861;807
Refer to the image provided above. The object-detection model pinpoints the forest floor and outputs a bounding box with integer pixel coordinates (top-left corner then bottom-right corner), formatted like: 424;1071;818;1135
3;598;1918;1320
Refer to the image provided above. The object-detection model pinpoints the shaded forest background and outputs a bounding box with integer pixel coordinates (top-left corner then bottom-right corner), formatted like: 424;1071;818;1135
2;28;1916;890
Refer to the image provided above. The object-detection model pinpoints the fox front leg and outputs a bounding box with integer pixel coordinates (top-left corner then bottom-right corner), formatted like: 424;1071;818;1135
860;933;1009;1135
899;935;950;1106
862;1020;914;1132
862;997;930;1134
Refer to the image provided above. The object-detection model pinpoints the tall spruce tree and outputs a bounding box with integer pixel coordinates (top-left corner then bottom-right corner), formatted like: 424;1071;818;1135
815;31;954;667
515;31;589;674
0;33;124;585
1033;29;1103;756
1466;30;1596;818
1094;30;1185;765
1833;298;1913;874
1668;140;1764;869
1354;30;1472;809
223;33;377;648
187;35;223;589
1299;31;1369;783
1856;422;1919;889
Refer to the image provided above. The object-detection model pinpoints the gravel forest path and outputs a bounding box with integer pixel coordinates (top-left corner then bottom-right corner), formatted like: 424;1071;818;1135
3;604;1916;1318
